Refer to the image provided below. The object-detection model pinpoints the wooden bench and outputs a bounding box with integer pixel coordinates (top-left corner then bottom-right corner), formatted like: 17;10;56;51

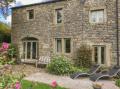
35;56;50;68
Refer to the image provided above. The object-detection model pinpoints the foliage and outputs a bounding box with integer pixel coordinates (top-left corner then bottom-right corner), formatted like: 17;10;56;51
0;22;11;43
47;56;73;75
0;0;15;17
0;43;17;65
0;74;24;89
7;44;17;58
74;44;92;68
71;66;89;73
0;64;25;89
116;79;120;87
21;80;66;89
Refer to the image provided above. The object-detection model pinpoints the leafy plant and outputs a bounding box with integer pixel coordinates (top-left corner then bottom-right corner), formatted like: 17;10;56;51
0;43;17;65
0;64;25;89
72;66;89;73
7;44;17;58
47;56;73;75
116;79;120;87
75;44;92;68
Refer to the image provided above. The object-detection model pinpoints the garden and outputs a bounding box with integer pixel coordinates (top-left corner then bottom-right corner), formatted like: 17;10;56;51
0;41;120;89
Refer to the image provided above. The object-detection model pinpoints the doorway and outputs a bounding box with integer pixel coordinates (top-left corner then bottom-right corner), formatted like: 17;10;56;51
22;37;38;60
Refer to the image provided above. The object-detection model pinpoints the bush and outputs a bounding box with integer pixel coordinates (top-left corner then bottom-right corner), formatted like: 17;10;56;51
71;66;89;73
0;43;17;65
47;56;73;75
75;44;92;68
7;44;17;58
116;79;120;87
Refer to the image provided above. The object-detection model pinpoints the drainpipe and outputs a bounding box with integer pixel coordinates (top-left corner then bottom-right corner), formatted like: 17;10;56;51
116;0;119;66
80;0;86;43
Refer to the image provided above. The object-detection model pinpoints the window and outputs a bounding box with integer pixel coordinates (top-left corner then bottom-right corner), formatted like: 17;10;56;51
64;38;71;53
56;38;62;53
55;38;71;53
55;8;63;24
93;46;106;64
27;9;34;19
90;10;104;23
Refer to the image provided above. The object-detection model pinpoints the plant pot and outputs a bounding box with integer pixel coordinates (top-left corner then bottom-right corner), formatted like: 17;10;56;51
93;83;102;89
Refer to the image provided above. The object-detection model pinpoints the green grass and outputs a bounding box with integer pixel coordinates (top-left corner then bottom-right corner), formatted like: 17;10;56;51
21;80;67;89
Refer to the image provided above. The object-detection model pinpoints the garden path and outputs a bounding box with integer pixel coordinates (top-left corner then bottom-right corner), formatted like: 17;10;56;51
25;72;119;89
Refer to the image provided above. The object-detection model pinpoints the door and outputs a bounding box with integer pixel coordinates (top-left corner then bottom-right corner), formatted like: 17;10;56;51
93;46;106;64
23;41;38;60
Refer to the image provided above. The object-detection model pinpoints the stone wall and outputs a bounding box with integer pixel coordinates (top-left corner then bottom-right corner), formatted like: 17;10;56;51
12;0;120;66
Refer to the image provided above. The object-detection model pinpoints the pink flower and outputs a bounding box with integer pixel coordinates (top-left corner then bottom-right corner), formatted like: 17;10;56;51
2;42;9;49
15;81;21;89
51;80;57;88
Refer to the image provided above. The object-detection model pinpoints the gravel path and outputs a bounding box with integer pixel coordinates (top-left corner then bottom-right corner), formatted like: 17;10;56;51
24;72;119;89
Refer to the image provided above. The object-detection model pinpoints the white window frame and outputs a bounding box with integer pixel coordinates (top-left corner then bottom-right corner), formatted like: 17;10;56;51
89;9;106;23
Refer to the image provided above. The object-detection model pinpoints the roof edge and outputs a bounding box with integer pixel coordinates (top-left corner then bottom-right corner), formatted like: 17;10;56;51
12;0;66;9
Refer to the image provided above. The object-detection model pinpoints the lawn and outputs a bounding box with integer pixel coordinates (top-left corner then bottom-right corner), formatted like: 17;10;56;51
21;80;66;89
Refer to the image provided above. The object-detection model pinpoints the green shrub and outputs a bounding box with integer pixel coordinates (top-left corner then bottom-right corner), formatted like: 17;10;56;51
47;56;73;75
74;44;92;68
71;66;89;73
0;43;17;65
7;44;17;58
116;79;120;87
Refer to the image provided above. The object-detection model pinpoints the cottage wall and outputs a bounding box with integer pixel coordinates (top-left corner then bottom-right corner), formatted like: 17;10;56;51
12;0;120;66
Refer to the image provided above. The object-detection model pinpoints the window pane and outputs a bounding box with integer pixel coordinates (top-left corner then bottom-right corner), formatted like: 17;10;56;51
101;47;105;64
91;11;97;22
64;38;71;53
56;8;62;23
27;42;31;59
98;10;104;22
56;38;62;53
94;47;98;63
32;42;37;59
28;10;34;19
23;42;26;59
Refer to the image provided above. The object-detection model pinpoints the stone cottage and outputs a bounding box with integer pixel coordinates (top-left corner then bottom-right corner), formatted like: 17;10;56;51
12;0;120;66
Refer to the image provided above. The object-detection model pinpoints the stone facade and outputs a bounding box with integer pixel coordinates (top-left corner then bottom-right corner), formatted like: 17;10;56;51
12;0;120;66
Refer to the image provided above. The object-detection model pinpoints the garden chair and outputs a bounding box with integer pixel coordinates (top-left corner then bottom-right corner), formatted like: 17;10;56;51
90;65;120;81
70;64;101;79
35;56;50;68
